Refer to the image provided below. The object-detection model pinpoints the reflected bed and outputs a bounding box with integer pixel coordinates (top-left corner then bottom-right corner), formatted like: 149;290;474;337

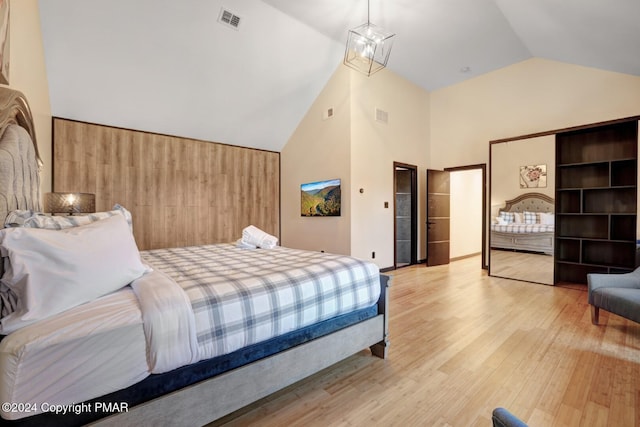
490;193;555;255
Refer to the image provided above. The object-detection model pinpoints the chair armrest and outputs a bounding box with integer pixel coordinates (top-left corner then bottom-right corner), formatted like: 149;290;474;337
587;269;640;304
492;407;528;427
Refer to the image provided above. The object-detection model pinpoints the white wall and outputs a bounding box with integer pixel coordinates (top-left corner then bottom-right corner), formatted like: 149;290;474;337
450;169;483;259
8;0;51;194
38;0;343;153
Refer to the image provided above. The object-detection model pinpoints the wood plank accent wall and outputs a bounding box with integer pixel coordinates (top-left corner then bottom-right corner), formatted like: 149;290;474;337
52;118;280;250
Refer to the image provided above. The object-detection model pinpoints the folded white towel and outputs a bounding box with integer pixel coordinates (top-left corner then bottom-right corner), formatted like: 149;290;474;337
241;225;278;249
235;238;257;249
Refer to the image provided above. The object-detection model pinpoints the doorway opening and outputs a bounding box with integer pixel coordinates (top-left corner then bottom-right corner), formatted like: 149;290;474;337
394;162;418;269
444;164;487;270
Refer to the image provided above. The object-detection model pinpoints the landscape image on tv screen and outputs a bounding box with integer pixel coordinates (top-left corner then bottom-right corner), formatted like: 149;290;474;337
300;178;341;217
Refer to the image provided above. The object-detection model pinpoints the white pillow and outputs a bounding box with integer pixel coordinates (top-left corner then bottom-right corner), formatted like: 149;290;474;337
0;214;148;333
539;212;555;225
5;204;133;231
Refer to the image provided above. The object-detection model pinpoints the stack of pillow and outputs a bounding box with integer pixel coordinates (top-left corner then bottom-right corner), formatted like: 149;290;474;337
0;205;149;334
496;210;555;226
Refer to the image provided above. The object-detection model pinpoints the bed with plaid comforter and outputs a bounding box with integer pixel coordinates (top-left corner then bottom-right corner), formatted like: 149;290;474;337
491;223;554;233
490;223;554;255
138;244;381;367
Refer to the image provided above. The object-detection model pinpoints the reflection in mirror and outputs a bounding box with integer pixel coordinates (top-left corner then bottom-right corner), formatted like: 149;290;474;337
490;135;555;285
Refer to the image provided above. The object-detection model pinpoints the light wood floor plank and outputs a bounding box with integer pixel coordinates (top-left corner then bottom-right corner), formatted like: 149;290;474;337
211;256;640;426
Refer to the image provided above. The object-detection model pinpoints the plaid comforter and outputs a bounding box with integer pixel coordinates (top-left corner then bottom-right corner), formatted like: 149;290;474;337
141;244;380;361
491;223;554;233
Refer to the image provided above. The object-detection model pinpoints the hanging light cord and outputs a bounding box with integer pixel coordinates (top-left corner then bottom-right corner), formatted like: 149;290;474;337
367;0;370;25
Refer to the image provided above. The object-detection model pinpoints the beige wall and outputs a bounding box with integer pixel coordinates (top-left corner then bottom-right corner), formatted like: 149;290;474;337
490;135;555;217
8;0;51;194
281;58;640;268
430;58;640;171
349;68;430;268
281;66;352;255
433;58;640;267
281;66;431;268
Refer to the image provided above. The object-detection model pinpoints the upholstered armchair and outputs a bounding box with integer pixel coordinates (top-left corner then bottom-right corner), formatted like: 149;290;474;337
587;268;640;325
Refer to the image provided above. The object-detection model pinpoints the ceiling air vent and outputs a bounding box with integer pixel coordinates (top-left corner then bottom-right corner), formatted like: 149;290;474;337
218;8;241;30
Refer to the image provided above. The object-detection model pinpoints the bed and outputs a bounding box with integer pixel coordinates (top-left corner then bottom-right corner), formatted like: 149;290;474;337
490;193;555;255
0;87;390;426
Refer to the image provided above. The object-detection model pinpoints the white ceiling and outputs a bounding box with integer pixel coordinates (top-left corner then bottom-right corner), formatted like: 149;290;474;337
38;0;640;152
264;0;640;90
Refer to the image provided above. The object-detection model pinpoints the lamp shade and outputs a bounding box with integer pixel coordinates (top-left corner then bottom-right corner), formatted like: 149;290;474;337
45;192;96;214
344;23;395;76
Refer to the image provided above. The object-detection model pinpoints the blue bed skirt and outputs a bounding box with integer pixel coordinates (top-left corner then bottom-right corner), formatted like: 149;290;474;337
0;305;379;426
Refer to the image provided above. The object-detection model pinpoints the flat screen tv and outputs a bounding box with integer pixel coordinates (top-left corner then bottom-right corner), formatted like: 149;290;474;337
300;178;341;217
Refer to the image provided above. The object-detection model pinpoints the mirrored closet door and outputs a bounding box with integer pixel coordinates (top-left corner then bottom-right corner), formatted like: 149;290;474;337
489;135;555;285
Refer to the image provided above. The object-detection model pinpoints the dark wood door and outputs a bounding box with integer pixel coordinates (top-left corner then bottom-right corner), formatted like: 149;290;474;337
426;169;450;266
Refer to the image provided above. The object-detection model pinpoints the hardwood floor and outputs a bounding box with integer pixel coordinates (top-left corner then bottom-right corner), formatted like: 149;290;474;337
490;249;554;285
212;256;640;427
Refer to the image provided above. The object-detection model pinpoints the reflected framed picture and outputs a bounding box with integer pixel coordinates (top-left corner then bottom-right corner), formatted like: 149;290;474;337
520;164;546;188
300;178;341;217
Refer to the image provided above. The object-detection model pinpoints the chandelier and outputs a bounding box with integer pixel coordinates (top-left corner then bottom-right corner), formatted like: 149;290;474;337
343;0;395;76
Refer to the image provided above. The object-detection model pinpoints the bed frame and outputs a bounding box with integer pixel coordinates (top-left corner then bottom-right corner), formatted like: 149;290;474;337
491;193;554;255
92;281;389;426
0;86;390;426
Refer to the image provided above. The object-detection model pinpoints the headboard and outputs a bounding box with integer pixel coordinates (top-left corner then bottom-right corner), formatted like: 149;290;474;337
0;87;42;222
501;192;554;213
53;118;280;250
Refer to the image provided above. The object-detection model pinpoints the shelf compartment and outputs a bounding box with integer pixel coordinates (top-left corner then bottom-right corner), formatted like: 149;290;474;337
583;187;637;213
611;215;637;241
555;262;608;284
582;240;637;268
557;190;581;214
556;239;580;263
556;121;638;164
557;163;609;189
611;159;637;187
556;215;608;239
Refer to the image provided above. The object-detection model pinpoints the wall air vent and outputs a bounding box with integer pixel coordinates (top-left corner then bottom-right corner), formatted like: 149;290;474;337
375;108;389;124
218;8;241;30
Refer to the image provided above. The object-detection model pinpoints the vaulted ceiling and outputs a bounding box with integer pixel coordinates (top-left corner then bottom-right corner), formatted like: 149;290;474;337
38;0;640;152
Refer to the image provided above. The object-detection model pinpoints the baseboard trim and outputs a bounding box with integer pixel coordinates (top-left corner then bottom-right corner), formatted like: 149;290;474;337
450;252;481;262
